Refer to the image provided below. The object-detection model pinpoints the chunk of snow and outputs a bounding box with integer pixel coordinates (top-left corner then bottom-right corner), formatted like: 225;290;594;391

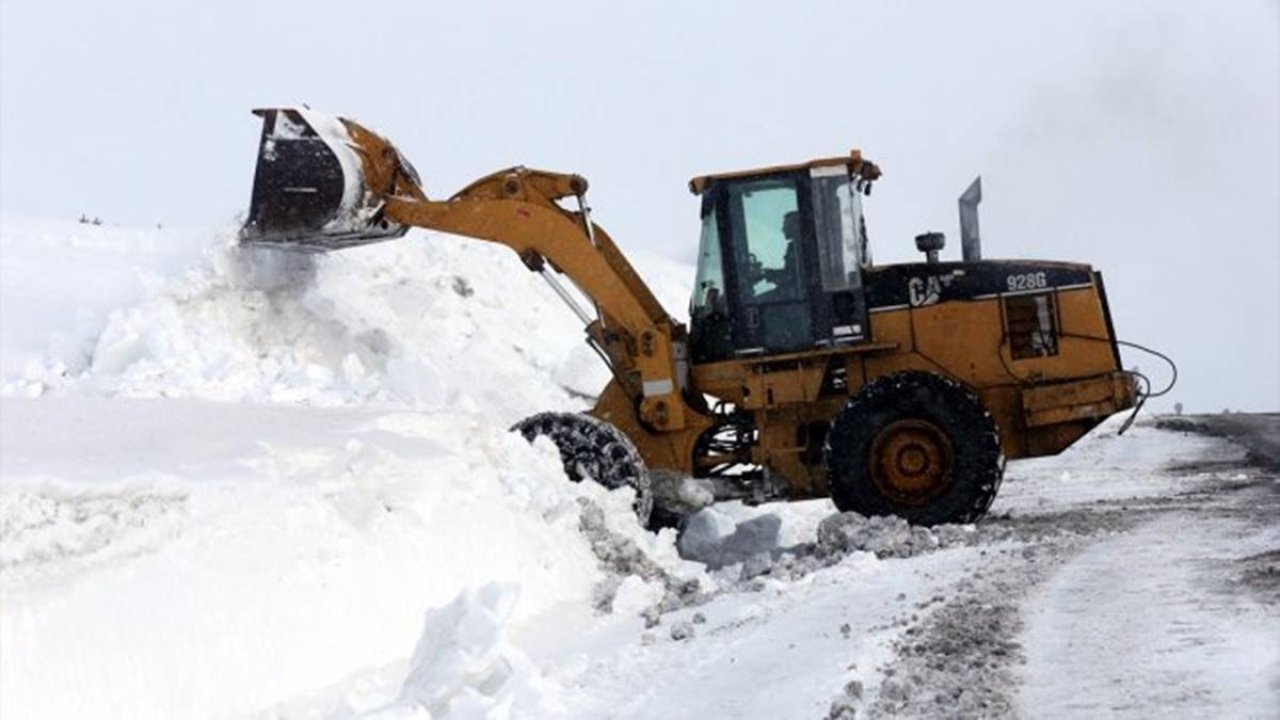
390;583;560;718
677;506;738;564
678;510;783;570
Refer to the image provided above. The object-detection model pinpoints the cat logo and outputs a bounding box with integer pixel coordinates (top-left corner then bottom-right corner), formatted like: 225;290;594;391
908;276;941;307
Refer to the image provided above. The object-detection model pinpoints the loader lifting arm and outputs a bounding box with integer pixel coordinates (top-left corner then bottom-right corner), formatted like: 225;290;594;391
240;108;696;431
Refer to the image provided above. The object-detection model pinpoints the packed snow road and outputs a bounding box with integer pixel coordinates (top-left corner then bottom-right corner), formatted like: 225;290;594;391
915;416;1278;719
1015;415;1280;718
2;218;1276;718
543;416;1280;720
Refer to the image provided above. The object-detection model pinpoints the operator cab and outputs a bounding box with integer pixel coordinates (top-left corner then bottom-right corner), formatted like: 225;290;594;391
688;153;880;364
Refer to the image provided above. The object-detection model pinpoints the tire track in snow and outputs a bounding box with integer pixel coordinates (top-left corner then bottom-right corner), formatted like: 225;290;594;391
855;430;1279;719
0;480;187;581
1018;506;1280;717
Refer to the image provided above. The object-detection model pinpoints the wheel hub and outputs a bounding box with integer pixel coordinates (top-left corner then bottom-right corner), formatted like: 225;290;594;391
869;419;955;505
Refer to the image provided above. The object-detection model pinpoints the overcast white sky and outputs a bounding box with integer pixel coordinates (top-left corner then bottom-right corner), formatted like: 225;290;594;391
1;0;1277;412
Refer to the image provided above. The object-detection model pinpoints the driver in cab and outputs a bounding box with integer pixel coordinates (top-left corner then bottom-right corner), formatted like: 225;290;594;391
759;209;803;301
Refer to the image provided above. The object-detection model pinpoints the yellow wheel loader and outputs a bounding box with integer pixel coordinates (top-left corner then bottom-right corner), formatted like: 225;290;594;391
240;107;1142;528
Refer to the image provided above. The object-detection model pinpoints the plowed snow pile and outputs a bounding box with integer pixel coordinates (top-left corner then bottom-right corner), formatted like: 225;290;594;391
5;221;696;417
0;218;702;719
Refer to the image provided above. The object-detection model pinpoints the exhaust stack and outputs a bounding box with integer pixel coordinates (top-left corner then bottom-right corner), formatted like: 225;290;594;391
959;176;982;262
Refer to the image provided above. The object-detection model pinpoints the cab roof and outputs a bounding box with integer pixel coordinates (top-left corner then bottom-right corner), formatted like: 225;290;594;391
688;150;881;195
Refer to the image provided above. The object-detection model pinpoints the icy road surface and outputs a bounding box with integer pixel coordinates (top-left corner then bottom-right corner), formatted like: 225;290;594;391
548;416;1280;720
2;217;1277;718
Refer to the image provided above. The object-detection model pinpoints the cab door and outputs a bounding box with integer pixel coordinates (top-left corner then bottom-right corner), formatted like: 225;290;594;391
721;173;816;356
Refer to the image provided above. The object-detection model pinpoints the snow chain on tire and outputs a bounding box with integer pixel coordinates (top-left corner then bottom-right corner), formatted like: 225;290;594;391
824;371;1004;526
511;412;654;527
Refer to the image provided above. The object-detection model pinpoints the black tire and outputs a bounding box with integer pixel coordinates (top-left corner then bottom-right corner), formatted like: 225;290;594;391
511;412;653;526
824;371;1003;526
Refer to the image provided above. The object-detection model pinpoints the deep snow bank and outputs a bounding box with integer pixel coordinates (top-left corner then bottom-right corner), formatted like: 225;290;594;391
1;397;704;719
2;219;693;424
0;216;210;382
0;218;703;719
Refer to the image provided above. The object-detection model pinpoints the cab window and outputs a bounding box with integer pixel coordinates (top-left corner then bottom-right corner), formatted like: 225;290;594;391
691;199;726;314
726;178;803;303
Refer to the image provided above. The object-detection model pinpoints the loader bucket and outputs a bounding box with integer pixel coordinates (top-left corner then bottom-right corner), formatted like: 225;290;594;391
240;108;414;251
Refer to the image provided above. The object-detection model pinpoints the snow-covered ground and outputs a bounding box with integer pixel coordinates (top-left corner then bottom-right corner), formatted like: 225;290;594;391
0;216;698;718
2;217;1276;719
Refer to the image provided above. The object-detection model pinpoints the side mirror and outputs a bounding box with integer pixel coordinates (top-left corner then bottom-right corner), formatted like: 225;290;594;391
705;284;721;309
